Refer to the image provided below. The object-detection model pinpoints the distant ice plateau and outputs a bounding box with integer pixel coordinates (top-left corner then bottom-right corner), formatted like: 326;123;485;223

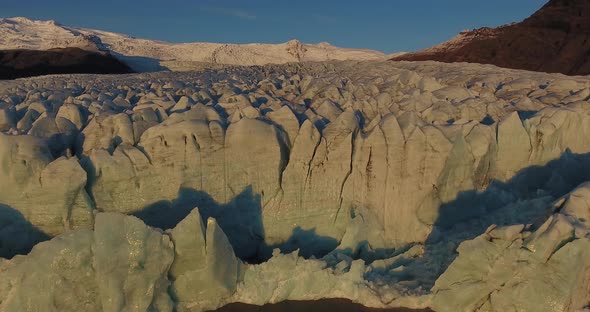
0;17;389;72
0;59;589;311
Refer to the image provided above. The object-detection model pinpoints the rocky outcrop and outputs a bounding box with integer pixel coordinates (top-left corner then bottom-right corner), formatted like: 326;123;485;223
392;0;590;75
0;48;133;79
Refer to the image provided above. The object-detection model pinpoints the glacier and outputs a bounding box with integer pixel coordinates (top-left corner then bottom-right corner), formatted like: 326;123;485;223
0;60;590;311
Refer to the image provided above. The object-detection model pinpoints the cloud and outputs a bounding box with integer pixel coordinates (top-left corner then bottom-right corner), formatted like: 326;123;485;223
201;6;256;20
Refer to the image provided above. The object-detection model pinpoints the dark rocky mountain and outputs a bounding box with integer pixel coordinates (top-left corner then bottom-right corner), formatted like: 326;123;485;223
0;47;133;79
212;299;433;312
392;0;590;75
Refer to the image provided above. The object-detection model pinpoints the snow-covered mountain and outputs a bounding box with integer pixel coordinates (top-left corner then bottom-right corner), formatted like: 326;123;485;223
0;17;386;71
0;17;107;52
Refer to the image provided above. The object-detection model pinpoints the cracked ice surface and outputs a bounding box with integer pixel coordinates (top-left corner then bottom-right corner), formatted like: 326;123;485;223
1;60;590;311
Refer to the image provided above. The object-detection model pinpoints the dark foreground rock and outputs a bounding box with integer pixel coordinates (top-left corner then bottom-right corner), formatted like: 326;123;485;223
210;299;433;312
0;47;133;79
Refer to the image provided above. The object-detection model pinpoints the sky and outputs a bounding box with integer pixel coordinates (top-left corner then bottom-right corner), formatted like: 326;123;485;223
1;0;548;53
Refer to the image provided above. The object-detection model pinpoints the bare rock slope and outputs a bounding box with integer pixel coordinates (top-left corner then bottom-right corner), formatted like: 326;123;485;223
392;0;590;75
1;60;590;311
0;47;133;79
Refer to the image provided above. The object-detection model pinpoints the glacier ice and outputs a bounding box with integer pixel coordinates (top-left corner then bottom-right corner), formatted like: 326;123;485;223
0;60;590;311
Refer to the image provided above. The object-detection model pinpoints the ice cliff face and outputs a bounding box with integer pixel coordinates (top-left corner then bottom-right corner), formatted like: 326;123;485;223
1;60;590;311
432;184;590;312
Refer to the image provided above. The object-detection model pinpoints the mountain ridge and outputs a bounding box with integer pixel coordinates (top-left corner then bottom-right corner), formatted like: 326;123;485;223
0;17;386;72
391;0;590;75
